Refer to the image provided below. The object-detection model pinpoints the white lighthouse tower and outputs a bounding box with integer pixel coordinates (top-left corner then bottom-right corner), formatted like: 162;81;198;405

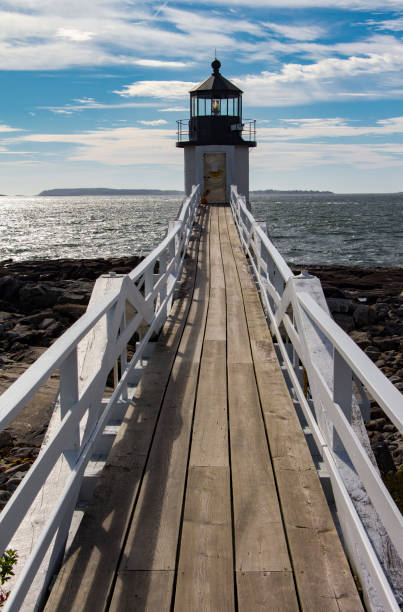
177;59;256;204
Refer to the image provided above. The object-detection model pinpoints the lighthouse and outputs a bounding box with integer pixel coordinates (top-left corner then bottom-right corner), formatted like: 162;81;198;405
177;59;256;204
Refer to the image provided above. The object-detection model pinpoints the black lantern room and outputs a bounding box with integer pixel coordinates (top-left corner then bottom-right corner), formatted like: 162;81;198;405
177;59;256;148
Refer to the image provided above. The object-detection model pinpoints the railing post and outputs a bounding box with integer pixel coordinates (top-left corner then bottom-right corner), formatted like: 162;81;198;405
59;348;80;466
253;220;268;282
167;220;182;308
120;311;128;401
158;249;168;324
333;349;353;453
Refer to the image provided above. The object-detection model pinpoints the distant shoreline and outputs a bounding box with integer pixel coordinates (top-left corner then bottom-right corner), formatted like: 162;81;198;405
38;188;334;196
1;189;401;197
38;188;184;196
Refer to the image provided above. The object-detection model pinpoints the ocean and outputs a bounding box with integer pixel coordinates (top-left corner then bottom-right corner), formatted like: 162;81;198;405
0;193;402;267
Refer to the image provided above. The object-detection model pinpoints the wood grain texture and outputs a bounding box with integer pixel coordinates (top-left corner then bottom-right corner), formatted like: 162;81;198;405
45;208;207;612
46;202;363;612
109;571;174;612
225;204;363;611
228;363;291;573
174;466;234;612
236;571;299;612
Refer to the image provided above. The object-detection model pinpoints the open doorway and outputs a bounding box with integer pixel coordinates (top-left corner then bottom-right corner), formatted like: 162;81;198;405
203;153;226;203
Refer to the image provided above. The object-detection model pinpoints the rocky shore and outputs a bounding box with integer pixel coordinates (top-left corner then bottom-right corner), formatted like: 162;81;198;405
0;258;402;511
292;264;403;509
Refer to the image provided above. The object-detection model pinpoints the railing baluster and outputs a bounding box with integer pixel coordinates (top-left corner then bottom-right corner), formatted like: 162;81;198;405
59;348;80;466
333;349;353;453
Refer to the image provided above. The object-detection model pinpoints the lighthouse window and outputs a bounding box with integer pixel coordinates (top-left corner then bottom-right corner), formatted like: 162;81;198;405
198;98;207;116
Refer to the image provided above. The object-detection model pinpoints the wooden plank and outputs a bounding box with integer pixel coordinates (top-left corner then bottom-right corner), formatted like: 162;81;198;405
175;207;233;610
190;205;228;468
108;206;210;612
204;287;226;341
219;205;298;609
221;206;297;608
228;363;291;574
109;571;174;612
44;207;208;612
225;206;364;611
209;205;225;290
236;571;298;612
115;211;210;575
189;340;228;468
174;466;234;612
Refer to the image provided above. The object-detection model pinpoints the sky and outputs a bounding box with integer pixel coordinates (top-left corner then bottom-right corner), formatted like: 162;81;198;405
1;0;403;194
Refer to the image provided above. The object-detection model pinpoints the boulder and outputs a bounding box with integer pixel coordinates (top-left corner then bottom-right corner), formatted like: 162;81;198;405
373;336;400;352
332;313;355;332
353;304;376;328
0;431;13;449
327;297;353;314
350;330;371;350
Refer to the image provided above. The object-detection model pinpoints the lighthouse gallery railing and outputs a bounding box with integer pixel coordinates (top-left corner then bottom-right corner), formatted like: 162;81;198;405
231;185;403;612
0;185;200;610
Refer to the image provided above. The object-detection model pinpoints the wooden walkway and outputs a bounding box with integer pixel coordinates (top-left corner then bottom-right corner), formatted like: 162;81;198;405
45;203;363;611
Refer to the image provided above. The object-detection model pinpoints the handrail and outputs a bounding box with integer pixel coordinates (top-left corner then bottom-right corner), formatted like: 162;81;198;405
0;184;200;611
230;185;403;611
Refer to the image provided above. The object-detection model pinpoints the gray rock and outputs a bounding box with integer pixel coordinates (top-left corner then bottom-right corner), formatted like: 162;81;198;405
350;330;371;350
3;462;31;476
0;275;22;300
327;297;353;313
18;283;64;309
57;292;87;305
365;346;381;360
0;490;11;503
0;430;13;449
38;317;56;330
353;304;377;328
332;312;354;332
373;336;400;352
4;477;23;492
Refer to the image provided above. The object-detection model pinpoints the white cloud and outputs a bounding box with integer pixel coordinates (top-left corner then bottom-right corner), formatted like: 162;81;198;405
133;59;189;68
367;18;403;32
4;113;401;175
16;125;182;167
57;28;94;42
114;81;196;99
41;100;161;112
258;116;403;140
253;141;403;171
138;119;168;125
0;124;22;133
159;107;188;112
51;109;74;115
158;6;264;37
235;47;403;105
262;22;325;41
177;0;403;7
0;0;402;78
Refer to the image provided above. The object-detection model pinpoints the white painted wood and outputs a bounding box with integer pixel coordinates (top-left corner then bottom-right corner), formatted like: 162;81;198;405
0;186;200;611
230;185;403;611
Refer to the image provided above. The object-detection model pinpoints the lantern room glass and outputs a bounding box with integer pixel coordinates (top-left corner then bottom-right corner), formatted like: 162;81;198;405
191;95;240;118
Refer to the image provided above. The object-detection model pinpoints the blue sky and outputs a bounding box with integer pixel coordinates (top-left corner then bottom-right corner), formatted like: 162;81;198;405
1;0;403;194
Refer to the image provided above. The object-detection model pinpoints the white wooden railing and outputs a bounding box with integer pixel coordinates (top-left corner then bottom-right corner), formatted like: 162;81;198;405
0;185;200;611
1;184;402;610
231;185;403;612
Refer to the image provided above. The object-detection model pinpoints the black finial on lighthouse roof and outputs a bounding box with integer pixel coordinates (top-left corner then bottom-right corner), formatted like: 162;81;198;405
211;58;221;75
